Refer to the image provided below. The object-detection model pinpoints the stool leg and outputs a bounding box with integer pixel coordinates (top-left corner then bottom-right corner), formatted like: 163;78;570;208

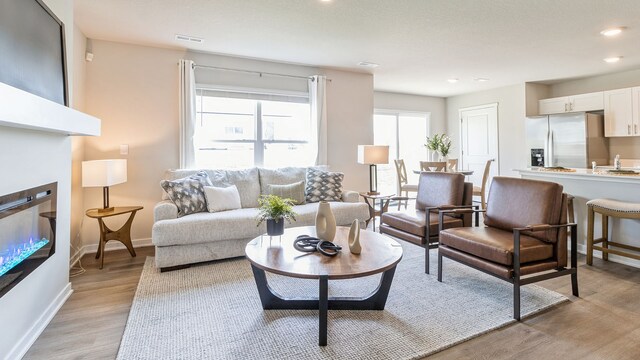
587;206;594;266
602;215;609;262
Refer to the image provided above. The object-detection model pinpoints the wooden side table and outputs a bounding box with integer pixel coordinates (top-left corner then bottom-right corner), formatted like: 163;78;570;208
359;193;394;231
85;206;143;269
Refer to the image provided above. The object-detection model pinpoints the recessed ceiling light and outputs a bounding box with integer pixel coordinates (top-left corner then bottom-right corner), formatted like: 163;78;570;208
357;61;379;68
447;78;459;83
320;0;332;3
603;56;622;63
175;34;204;44
474;78;489;82
600;27;624;37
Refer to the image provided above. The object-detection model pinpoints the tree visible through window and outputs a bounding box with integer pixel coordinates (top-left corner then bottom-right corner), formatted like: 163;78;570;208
194;91;313;169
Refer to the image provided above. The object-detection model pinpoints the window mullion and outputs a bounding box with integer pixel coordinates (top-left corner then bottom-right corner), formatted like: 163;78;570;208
255;101;264;166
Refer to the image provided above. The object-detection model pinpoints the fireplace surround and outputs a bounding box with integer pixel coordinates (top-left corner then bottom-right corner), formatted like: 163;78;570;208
0;183;57;298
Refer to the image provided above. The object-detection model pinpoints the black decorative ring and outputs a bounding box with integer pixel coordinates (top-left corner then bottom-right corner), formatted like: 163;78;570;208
293;235;342;257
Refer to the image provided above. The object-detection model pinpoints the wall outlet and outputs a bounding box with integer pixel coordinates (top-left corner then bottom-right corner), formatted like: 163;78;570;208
120;144;129;155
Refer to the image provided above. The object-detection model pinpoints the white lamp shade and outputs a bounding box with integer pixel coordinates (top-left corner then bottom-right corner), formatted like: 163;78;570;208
82;159;127;187
357;145;389;165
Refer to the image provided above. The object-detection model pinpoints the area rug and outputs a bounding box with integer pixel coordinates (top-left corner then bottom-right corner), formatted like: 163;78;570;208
117;241;568;360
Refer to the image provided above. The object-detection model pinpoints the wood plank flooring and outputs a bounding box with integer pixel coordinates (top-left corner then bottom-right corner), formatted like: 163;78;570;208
25;247;640;359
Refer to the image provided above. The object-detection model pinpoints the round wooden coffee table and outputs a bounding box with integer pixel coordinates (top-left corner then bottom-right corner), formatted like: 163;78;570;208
245;226;403;346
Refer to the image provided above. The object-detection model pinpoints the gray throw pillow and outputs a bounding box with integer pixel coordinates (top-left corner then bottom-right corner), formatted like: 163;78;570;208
305;168;344;203
267;181;306;205
160;171;212;217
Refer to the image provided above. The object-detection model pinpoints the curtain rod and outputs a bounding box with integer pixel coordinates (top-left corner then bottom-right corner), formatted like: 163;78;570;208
192;64;331;82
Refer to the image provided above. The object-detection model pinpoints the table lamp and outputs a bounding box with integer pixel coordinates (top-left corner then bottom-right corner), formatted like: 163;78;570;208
357;145;389;195
82;159;127;212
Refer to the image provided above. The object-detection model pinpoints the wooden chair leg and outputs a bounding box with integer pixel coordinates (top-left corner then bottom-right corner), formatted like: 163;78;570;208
587;206;594;266
602;214;609;261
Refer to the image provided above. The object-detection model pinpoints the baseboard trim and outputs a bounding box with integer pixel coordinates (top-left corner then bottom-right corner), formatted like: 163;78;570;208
69;238;153;268
6;283;73;360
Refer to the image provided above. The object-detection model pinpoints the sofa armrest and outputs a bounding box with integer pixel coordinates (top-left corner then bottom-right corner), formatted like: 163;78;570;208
154;200;178;222
342;190;360;203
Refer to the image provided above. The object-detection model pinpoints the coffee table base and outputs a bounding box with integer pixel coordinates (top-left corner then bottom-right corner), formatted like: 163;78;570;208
250;264;397;346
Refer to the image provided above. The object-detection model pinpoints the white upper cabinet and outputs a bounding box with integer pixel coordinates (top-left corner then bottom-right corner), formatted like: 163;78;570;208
538;92;604;115
604;88;634;137
633;87;640;135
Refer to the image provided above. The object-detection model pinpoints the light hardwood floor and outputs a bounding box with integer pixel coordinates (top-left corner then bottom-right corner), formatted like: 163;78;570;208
25;247;640;360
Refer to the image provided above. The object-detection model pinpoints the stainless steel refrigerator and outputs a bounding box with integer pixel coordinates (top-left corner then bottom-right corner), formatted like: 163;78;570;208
526;113;609;168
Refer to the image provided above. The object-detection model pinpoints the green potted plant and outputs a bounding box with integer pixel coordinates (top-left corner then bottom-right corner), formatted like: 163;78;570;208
256;194;297;236
438;135;452;160
425;134;442;161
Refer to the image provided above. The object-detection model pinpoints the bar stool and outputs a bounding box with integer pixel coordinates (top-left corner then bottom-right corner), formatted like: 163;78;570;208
586;198;640;265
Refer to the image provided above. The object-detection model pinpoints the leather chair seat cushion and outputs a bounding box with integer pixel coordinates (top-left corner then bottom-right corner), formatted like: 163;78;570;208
440;227;554;266
381;210;463;237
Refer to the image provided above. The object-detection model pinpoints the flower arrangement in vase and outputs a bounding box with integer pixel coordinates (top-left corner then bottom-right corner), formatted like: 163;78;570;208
425;133;453;161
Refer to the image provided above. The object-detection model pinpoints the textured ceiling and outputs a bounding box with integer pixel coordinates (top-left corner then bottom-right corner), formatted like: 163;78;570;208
74;0;640;97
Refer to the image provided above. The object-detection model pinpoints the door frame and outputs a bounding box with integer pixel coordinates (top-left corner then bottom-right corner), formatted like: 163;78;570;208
458;102;500;175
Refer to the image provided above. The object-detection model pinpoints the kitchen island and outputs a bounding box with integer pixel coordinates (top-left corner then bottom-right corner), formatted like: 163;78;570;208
516;168;640;269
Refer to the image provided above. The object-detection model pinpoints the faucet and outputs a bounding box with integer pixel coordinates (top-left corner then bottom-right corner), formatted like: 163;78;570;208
614;154;621;170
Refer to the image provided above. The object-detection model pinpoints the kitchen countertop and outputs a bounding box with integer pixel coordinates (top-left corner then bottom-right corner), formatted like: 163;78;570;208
516;168;640;183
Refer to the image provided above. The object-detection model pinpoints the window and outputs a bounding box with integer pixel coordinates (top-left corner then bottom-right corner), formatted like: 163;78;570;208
373;111;430;195
194;89;313;169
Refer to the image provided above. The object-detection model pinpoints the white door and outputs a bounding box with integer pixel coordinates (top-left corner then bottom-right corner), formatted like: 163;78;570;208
460;104;499;191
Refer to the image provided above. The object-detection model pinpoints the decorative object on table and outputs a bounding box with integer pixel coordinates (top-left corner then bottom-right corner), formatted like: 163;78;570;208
255;194;297;236
425;133;453;161
348;219;361;254
315;201;336;241
160;171;212;217
305;168;344;202
293;234;342;256
357;145;389;195
537;166;576;173
82;159;127;213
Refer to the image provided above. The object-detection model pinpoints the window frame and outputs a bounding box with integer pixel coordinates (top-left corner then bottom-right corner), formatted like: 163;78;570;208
373;108;431;162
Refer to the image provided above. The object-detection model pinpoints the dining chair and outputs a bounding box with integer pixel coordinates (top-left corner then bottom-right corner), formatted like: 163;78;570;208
419;161;447;172
447;159;458;172
473;159;494;209
394;159;418;210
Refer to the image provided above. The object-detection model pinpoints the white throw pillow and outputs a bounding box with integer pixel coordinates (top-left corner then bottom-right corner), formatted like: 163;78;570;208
203;185;242;213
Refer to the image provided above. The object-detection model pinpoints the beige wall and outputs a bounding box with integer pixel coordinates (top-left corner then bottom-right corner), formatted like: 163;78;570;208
373;91;447;134
445;84;527;177
80;40;374;247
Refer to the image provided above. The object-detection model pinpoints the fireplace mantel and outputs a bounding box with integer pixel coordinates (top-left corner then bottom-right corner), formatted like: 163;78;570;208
0;83;100;136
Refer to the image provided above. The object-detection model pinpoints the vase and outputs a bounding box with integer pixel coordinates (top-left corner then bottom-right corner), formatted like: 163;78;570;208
266;218;284;236
315;201;336;241
348;219;361;254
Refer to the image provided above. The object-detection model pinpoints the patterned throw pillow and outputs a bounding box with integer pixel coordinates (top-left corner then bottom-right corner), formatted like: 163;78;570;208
160;171;212;217
267;181;306;205
305;168;344;203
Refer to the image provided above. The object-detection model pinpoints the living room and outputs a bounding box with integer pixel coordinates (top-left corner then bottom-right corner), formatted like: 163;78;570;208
2;0;640;359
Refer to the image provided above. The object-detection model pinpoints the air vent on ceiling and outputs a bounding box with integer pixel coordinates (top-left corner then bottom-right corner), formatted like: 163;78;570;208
175;34;204;44
357;61;379;68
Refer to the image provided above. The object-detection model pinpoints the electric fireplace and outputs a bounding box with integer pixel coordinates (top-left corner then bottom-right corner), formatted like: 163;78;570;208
0;183;57;298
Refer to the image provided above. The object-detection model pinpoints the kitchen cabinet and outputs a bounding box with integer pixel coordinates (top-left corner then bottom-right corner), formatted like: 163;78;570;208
634;87;640;135
604;87;638;137
539;92;604;115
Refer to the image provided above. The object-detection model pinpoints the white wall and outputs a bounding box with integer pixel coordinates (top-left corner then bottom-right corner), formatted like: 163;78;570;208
80;40;374;248
374;91;446;134
445;84;527;177
0;1;76;358
549;68;640;160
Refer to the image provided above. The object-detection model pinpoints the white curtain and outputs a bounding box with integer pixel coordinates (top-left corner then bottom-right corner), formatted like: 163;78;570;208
308;75;328;165
178;59;196;169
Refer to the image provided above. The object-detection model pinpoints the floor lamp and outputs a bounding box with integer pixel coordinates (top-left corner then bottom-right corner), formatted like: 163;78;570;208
82;159;127;212
357;145;389;195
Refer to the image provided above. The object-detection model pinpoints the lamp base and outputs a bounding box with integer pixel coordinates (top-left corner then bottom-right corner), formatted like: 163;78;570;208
98;207;114;213
367;191;380;196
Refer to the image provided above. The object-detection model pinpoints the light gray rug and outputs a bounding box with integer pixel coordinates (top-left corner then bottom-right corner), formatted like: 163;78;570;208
117;242;568;360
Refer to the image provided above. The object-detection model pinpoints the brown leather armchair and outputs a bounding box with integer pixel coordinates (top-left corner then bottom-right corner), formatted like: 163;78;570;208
437;177;578;320
380;172;475;274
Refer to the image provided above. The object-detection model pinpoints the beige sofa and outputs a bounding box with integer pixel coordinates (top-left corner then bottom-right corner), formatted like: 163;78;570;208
152;167;369;270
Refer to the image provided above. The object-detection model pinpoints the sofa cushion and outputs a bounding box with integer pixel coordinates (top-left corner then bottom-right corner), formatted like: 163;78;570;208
160;171;212;217
258;167;307;195
161;169;227;200
305;168;344;202
266;181;306;205
224;168;261;208
204;185;242;213
291;202;370;227
440;227;554;266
